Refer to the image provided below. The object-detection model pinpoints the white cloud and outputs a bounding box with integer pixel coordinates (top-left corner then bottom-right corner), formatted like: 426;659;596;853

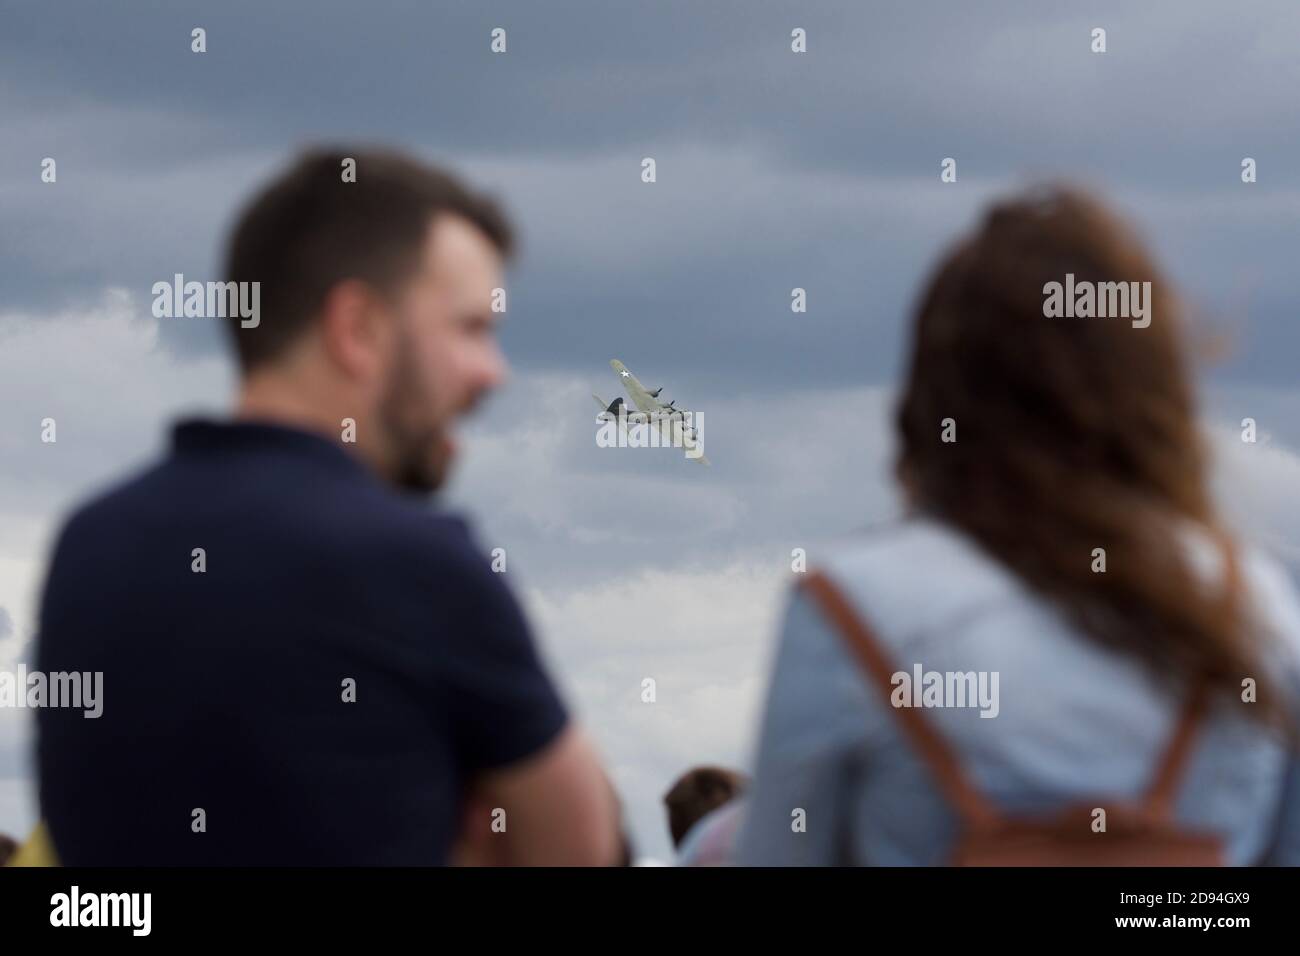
523;558;786;859
1209;422;1300;568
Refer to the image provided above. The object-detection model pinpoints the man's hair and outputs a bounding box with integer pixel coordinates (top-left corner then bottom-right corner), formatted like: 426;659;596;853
663;766;748;847
223;146;514;371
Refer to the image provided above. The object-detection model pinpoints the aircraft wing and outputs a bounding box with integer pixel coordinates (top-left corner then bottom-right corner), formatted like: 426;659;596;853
610;359;660;414
671;405;709;465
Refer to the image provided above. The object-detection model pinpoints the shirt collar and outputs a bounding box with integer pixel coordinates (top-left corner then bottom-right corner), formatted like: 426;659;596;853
170;417;371;479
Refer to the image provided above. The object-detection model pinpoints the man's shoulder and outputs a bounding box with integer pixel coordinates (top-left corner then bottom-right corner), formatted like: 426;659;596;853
51;458;173;549
340;492;494;579
51;454;501;597
293;490;523;632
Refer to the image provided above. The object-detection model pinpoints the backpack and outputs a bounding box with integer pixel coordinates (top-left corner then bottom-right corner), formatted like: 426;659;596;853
801;569;1225;866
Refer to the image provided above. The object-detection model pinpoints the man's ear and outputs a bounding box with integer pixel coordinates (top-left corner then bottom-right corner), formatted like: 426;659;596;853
319;280;391;382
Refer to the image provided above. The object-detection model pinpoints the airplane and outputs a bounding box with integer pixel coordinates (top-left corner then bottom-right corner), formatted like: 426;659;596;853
593;359;709;465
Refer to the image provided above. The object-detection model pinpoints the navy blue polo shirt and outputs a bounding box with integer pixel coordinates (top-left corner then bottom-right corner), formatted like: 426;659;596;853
36;419;568;865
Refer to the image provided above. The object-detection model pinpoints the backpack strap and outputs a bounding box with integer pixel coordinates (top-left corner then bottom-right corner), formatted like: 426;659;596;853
1142;682;1210;822
801;570;1000;830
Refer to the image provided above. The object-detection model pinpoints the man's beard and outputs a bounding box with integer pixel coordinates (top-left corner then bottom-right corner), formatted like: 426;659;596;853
377;340;452;494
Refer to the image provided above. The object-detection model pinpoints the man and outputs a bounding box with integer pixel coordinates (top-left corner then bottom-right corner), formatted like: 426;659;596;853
36;148;621;865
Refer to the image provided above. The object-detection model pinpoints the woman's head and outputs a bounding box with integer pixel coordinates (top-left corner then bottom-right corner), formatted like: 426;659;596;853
896;187;1267;708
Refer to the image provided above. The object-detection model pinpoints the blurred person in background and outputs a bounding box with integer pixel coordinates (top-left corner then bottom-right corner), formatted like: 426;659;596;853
664;765;748;866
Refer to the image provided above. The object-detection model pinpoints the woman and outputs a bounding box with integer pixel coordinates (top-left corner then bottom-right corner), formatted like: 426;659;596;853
736;187;1300;865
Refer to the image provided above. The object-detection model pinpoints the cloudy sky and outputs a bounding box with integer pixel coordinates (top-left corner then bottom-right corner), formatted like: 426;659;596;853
2;0;1298;859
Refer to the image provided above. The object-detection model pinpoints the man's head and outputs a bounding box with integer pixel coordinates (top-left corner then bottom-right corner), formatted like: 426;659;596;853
662;766;748;847
225;147;515;491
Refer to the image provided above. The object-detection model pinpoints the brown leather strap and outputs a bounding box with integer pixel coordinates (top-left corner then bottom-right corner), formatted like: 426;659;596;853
801;570;1000;829
1142;682;1209;821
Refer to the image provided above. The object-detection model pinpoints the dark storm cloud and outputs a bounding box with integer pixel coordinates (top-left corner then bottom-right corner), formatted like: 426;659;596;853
1;0;1297;386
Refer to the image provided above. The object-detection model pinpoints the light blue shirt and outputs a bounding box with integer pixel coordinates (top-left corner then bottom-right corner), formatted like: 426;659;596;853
736;518;1300;865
